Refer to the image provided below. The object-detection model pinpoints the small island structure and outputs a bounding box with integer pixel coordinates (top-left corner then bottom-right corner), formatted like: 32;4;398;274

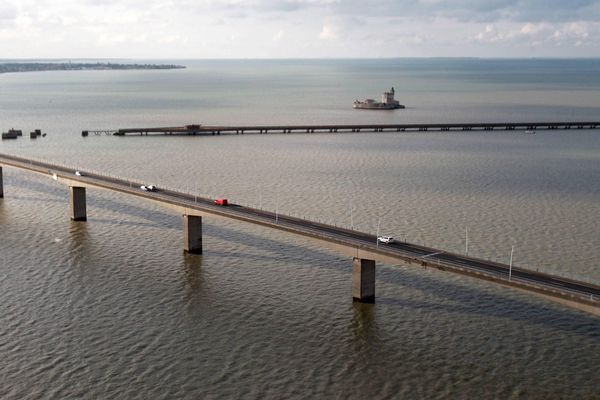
353;87;405;110
2;128;22;139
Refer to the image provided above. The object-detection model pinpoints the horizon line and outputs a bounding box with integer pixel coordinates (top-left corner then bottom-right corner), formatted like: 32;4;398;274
2;56;600;62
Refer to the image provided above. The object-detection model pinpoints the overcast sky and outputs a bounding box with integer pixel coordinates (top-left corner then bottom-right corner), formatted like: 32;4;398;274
1;0;599;58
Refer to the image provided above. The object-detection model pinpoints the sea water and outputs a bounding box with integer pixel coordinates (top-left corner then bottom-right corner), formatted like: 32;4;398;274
0;59;599;399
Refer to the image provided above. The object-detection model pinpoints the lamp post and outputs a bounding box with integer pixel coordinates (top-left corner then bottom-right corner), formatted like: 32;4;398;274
465;226;469;256
509;245;514;281
275;193;279;223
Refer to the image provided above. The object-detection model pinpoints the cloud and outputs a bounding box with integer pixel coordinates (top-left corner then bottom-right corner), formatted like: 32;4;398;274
473;20;597;49
508;0;600;22
96;33;129;47
474;24;508;43
1;0;600;58
272;29;285;41
121;0;600;24
0;1;17;22
319;24;338;40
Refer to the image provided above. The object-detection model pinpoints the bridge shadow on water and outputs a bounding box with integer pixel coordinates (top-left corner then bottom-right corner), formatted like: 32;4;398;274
5;174;600;338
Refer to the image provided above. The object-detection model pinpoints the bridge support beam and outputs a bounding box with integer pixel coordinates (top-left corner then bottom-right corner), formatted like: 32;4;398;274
70;186;87;221
352;257;375;303
183;215;202;254
0;166;3;198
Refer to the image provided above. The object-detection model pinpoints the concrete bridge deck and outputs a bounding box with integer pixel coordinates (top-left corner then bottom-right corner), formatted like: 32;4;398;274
1;152;599;315
84;121;600;136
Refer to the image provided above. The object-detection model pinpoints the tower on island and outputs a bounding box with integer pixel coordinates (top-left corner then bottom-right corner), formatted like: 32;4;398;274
382;87;396;105
353;87;405;110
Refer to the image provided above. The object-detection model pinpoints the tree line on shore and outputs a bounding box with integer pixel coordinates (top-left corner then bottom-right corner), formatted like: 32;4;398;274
0;62;185;74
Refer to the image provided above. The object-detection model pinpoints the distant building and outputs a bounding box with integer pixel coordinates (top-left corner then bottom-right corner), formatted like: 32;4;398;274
2;128;22;139
353;87;405;110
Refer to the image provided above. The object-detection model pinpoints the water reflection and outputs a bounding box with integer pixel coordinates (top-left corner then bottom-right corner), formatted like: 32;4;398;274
351;301;378;343
0;196;5;222
68;218;90;241
181;253;208;310
183;253;204;293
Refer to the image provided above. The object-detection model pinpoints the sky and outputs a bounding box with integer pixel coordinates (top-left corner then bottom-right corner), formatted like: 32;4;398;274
1;0;600;58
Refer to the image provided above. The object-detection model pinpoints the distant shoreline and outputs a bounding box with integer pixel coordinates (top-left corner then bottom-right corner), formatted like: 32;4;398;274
0;62;186;74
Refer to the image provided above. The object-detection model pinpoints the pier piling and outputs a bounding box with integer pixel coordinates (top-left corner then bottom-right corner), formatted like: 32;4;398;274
352;257;375;303
183;215;202;254
70;186;87;221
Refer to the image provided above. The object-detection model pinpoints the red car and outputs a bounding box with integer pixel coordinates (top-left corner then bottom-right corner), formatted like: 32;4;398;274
214;198;228;206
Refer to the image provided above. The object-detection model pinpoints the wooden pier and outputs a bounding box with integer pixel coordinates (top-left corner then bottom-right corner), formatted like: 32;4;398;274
83;121;600;137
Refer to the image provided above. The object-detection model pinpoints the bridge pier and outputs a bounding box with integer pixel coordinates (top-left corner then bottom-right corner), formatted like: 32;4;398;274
70;186;87;221
183;215;202;254
0;166;3;198
352;257;375;303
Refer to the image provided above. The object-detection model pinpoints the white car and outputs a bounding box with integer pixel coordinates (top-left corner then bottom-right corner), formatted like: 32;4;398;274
75;170;83;176
377;235;394;244
140;185;157;192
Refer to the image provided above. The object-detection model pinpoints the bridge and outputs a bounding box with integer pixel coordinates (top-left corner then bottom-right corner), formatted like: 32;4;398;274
1;152;599;316
81;121;600;136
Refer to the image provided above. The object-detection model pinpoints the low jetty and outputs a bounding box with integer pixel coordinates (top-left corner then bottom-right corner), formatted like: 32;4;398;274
2;128;45;139
82;121;600;137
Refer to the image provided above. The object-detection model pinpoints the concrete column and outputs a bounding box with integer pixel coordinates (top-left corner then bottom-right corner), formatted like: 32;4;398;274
183;215;202;254
70;186;87;221
0;166;3;198
352;257;375;303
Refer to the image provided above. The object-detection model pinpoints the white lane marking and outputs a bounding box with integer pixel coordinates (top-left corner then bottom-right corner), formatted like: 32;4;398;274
420;251;443;259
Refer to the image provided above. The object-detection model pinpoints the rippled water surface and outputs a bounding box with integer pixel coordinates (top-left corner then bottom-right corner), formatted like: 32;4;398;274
1;59;599;399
